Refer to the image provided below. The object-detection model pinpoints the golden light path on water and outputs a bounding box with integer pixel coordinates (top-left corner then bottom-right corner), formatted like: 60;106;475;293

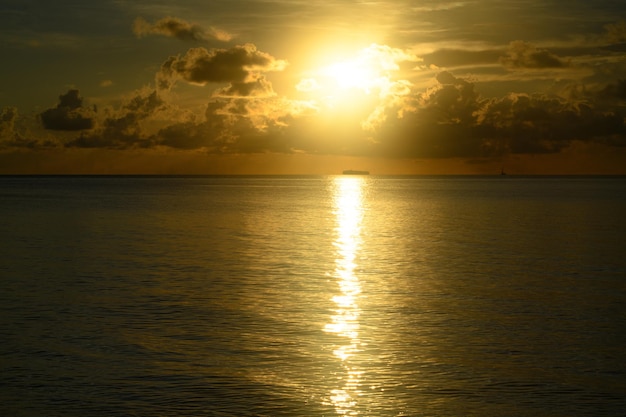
324;176;366;416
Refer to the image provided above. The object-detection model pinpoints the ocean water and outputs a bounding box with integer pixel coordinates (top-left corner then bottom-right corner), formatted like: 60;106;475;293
1;175;625;417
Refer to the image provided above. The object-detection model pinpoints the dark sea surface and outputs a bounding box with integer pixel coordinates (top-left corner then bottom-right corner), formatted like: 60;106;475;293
1;175;625;416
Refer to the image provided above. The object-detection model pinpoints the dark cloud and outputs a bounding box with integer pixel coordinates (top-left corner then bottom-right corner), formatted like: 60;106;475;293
476;94;576;154
156;99;292;153
66;89;164;149
133;17;232;42
425;71;481;125
500;41;568;69
40;89;94;131
470;84;625;155
156;44;287;93
362;72;626;158
370;76;485;158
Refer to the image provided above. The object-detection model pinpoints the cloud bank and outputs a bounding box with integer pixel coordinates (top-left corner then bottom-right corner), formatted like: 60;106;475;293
46;68;625;160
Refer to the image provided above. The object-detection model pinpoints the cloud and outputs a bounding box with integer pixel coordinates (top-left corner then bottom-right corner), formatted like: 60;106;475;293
1;106;56;149
154;96;300;152
296;78;320;92
61;43;291;151
39;69;626;161
156;44;287;95
0;107;29;148
423;71;481;125
215;77;276;98
0;107;18;136
133;16;232;42
422;48;501;69
603;20;626;44
353;71;626;158
66;89;165;148
366;71;485;158
40;89;95;131
500;41;568;69
476;92;626;153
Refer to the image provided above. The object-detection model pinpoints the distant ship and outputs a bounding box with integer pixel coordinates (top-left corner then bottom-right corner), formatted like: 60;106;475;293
342;170;370;175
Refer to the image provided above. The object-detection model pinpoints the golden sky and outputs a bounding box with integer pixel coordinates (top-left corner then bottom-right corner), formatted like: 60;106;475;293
1;0;626;174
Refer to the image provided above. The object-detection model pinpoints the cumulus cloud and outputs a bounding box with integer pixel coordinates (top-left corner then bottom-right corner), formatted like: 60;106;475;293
156;44;287;96
133;16;232;42
500;41;568;69
476;92;626;153
66;89;165;148
40;89;95;131
354;71;626;158
58;44;291;151
428;71;480;124
366;72;484;158
154;96;300;152
40;69;625;160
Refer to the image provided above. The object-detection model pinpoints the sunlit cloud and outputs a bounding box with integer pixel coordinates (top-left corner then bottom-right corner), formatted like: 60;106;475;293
28;63;624;161
295;78;321;93
156;44;288;95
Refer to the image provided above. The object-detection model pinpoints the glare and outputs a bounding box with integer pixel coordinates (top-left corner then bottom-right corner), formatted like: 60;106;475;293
322;60;381;92
301;43;416;102
324;176;366;415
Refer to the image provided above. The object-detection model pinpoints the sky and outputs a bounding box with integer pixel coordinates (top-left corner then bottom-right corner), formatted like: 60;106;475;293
1;0;625;174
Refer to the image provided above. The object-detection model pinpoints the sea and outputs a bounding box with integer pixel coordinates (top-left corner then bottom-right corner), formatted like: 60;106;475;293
1;175;625;417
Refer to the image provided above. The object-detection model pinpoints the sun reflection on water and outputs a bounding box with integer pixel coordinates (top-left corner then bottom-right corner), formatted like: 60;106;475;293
324;176;366;416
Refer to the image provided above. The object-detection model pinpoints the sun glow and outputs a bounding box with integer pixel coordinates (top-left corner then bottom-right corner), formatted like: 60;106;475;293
297;43;418;112
321;60;382;92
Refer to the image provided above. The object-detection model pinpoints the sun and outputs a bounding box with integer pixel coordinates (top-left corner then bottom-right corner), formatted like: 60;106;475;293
321;59;382;93
296;43;416;110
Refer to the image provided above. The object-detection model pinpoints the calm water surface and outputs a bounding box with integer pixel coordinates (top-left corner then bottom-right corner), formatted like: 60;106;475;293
1;175;625;416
